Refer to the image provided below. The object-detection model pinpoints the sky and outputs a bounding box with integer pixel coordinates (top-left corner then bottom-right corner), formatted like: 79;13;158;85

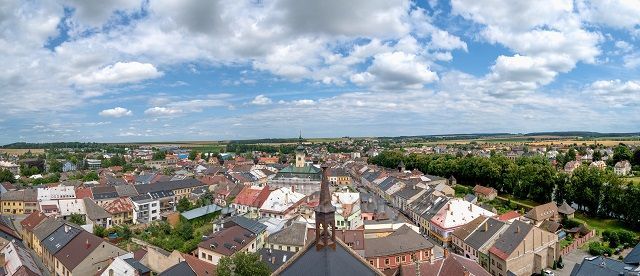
1;0;639;144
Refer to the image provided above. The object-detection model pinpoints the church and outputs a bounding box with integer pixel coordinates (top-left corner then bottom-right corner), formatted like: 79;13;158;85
272;164;382;276
269;135;322;195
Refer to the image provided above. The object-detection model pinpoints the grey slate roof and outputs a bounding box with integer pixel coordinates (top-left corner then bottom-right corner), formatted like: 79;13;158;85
83;198;111;220
124;258;151;274
491;220;533;257
135;173;156;184
115;185;139;197
275;239;381;276
32;217;64;241
230;216;267;235
624;243;640;265
91;186;118;200
267;222;307;247
394;185;423;200
570;256;639;276
135;178;205;194
158;261;197;276
465;218;506;251
258;248;296;272
41;224;82;255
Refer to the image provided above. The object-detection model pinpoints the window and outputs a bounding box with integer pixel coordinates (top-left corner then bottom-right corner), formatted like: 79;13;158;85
370;260;374;266
402;256;406;262
497;263;502;270
385;258;390;265
396;256;400;263
208;255;212;261
201;252;206;258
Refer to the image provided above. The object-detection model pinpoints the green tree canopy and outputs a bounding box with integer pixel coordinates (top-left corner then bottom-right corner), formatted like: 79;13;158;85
216;252;271;276
0;169;15;183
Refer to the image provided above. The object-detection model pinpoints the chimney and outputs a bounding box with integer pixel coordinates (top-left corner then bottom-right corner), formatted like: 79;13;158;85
515;225;520;233
271;256;276;264
282;255;287;262
64;225;70;233
85;238;90;249
463;269;470;276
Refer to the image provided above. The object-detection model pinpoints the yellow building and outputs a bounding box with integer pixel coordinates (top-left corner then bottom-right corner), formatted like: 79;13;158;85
1;190;26;214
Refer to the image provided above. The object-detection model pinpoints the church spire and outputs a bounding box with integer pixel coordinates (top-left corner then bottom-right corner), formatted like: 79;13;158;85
315;163;336;250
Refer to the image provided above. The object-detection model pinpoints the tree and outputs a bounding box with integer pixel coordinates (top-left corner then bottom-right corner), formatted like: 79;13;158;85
633;148;640;167
48;159;62;173
175;220;194;240
83;171;99;182
153;151;166;160
612;145;633;165
69;213;86;225
216;252;270;276
0;169;15;183
188;150;199;161
94;225;107;237
177;197;193;212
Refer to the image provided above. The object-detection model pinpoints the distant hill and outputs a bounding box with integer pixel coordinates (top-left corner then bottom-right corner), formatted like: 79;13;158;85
523;131;640;138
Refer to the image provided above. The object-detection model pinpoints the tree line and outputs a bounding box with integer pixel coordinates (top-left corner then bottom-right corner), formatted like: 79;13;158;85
370;150;640;229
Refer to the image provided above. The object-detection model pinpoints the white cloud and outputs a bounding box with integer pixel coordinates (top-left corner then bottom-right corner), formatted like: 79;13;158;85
99;107;132;117
585;79;640;106
71;62;163;86
251;95;273;105
577;0;640;29
63;0;141;27
144;107;182;116
292;99;316;106
353;51;438;89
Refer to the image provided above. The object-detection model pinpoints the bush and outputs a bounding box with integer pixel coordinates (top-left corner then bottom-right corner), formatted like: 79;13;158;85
589;241;614;256
562;218;581;229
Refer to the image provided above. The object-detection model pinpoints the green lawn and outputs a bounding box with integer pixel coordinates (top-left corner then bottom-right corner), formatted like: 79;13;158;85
622;176;640;185
573;213;640;235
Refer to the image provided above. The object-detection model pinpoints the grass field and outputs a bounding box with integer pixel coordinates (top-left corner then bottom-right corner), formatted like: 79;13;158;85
622;176;640;185
0;148;45;155
574;213;639;235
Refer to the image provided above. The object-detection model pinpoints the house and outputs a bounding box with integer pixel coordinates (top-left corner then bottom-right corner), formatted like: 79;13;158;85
231;185;271;219
83;198;112;228
452;217;509;269
115;185;139;198
197;225;260;265
30;217;64;257
213;216;268;250
332;192;363;230
260;187;306;220
62;161;77;172
400;250;491;276
20;210;48;248
1;240;43;275
1;189;38;214
451;216;488;256
41;224;82;272
159;252;216;276
624;242;640;266
131;193;161;224
134;179;207;201
104;197;134;225
524;202;560;226
429;198;495;246
364;225;434;271
570;255;639;276
558;201;576;219
99;253;151;276
473;185;498;201
488;220;558;276
85;159;102;170
327;167;351;185
91;186;119;206
266;221;307;253
589;161;607;170
392;183;428;213
211;180;243;206
564;161;581;174
53;231;127;276
57;199;86;221
615;160;632;176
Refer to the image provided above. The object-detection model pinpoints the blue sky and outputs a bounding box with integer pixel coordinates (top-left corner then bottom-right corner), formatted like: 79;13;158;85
1;0;639;144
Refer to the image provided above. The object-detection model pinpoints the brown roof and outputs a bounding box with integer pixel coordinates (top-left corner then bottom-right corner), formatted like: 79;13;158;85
180;253;216;276
365;225;433;257
473;185;497;196
401;252;490;276
558;201;575;215
20;210;47;232
74;187;93;199
198;225;256;256
452;216;486;241
306;228;365;251
54;231;103;271
132;248;147;261
525;202;558;221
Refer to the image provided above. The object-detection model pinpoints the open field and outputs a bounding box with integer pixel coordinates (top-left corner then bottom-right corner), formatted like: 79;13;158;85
0;148;45;155
574;213;640;235
623;176;640;185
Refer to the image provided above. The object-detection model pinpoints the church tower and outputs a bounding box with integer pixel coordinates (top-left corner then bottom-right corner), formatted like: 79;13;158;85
295;132;305;168
315;164;336;250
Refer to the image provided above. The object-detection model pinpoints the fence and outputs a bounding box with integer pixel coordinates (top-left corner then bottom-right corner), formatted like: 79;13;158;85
560;229;596;256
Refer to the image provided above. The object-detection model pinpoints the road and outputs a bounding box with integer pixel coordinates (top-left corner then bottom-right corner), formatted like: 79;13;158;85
552;249;591;276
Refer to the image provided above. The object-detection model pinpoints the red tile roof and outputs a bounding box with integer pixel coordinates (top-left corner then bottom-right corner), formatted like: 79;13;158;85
473;185;497;196
496;210;521;222
180;253;216;276
103;197;134;214
233;185;270;208
20;210;47;232
74;187;93;199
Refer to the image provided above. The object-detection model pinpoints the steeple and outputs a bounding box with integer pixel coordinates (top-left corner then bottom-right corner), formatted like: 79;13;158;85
315;163;336;250
295;132;305;168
